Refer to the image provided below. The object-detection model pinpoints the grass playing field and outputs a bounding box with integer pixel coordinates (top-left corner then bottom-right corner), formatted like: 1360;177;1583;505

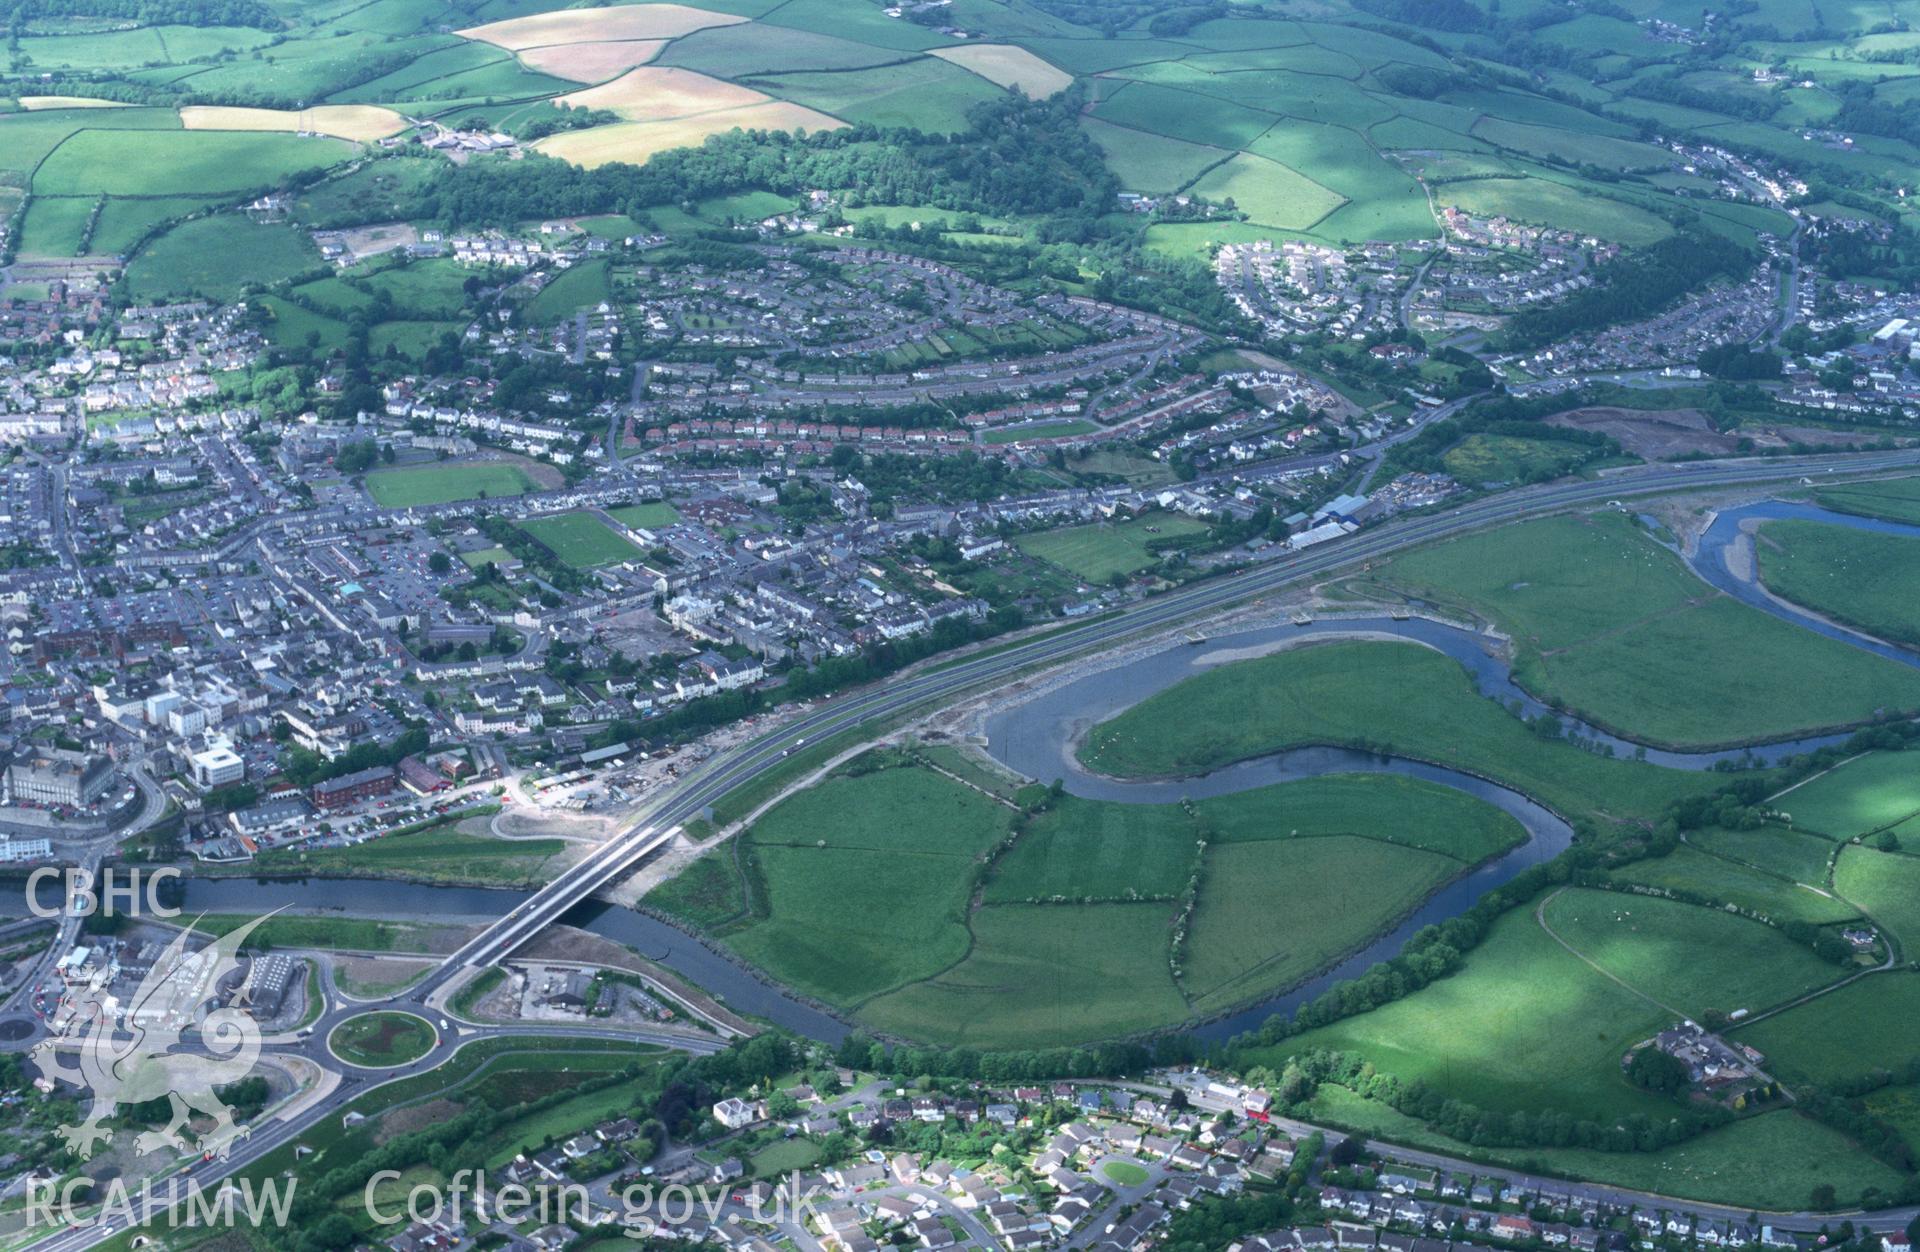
518;511;644;568
1014;514;1210;582
364;462;537;507
607;501;681;530
1755;518;1920;648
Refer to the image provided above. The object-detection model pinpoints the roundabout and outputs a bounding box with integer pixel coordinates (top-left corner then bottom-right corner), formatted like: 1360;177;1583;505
326;1010;438;1069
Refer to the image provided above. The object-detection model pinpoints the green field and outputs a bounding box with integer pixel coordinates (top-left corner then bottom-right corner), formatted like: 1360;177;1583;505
1300;1085;1903;1209
1756;518;1920;648
859;900;1189;1047
35;129;352;196
1014;514;1209;582
710;759;1528;1042
1079;639;1715;826
1372;512;1920;749
725;763;1015;1006
1775;751;1920;839
525;258;611;325
125;217;319;302
1438;177;1672;246
329;1011;437;1067
1080;117;1226;194
253;821;562;887
1834;845;1920;956
519;511;644;568
1540;888;1845;1019
1253;903;1677;1122
644;845;749;930
1738;971;1920;1085
607;501;681;530
1183;836;1460;1013
1605;843;1858;926
365;462;539;507
1688;823;1839;884
1187;151;1344;231
1259;888;1848;1127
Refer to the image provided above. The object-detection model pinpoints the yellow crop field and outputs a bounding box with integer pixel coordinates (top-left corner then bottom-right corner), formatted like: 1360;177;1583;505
929;44;1072;98
458;3;743;51
554;66;767;119
180;105;409;142
20;96;133;109
534;101;844;168
517;39;667;82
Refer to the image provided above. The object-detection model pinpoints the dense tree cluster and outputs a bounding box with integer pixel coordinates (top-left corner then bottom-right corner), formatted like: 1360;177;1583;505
1353;0;1487;33
829;1031;1182;1083
1698;342;1784;380
413;92;1116;231
1504;233;1751;351
277;726;428;788
1280;1049;1734;1153
3;0;277;28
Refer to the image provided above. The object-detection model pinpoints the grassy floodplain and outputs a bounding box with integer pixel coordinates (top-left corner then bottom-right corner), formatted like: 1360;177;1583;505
668;757;1527;1047
1755;518;1920;648
1812;475;1920;524
1078;639;1716;825
1369;512;1920;749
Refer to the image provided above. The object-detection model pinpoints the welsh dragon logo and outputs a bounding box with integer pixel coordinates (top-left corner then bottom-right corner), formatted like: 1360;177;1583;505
31;914;274;1161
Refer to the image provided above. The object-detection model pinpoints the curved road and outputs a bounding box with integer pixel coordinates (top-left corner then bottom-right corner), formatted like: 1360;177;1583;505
17;447;1920;1252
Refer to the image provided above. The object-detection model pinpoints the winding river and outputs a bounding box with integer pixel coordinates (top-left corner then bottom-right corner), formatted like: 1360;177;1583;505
70;493;1920;1046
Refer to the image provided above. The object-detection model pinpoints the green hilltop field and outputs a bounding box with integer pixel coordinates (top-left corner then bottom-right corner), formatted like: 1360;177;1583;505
6;0;1915;302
